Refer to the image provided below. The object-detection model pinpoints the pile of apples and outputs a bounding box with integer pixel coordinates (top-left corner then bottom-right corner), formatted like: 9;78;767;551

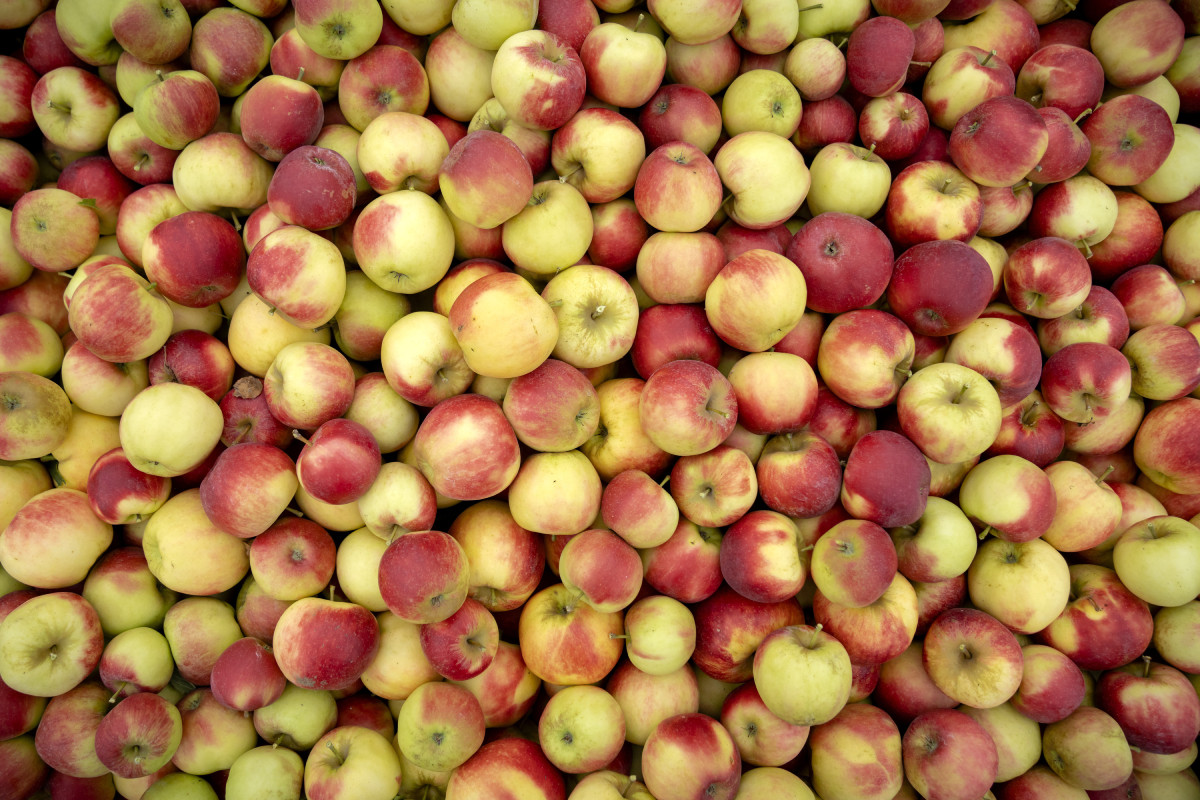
3;0;1200;797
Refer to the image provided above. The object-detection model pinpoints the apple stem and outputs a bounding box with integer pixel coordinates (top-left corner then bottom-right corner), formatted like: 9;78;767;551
797;3;824;10
155;69;165;83
591;304;607;320
909;60;932;68
229;211;242;231
958;642;973;660
558;165;583;184
980;49;997;67
1062;0;1077;8
1014;180;1032;192
546;299;563;308
807;623;823;648
284;507;304;518
108;683;126;703
659;474;670;488
325;740;345;766
292;430;311;446
1029;93;1042;107
1078;238;1093;258
296;67;305;82
978;526;991;541
273;736;283;749
1074;107;1094;124
1142;654;1152;678
1020;400;1041;425
1095;464;1115;485
609;633;629;640
1088;596;1102;612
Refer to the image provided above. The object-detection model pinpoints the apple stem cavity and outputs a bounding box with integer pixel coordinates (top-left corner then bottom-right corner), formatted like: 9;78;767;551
958;643;973;661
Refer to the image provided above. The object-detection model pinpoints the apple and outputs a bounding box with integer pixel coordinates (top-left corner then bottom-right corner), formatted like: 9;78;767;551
93;691;182;779
903;708;999;800
1090;0;1185;88
1041;705;1134;791
490;29;585;131
1028;105;1092;185
188;8;272;97
442;737;564;800
782;36;845;101
885;160;984;249
1040;341;1133;425
1096;658;1200;756
641;712;741;800
1037;563;1155;672
858;91;930;162
637;82;724;153
753;624;851;727
272;597;379;692
669;444;758;528
30;65;120;153
502;358;599;454
502;180;594;279
537;684;625;774
171;132;275;215
1027;172;1119;254
804;142;892;220
1015;43;1105;120
887;238;995;337
845;15;914;98
263;341;356;432
1112;263;1188;329
0;591;104;697
226;746;304;800
1010;643;1087;725
1003;235;1094;321
897;361;1003;465
812;572;919;668
303;725;402;800
782;214;888;315
395;680;485;773
1112;515;1200;609
631;303;722;378
1133;397;1200;496
810;519;898;609
449;271;558;380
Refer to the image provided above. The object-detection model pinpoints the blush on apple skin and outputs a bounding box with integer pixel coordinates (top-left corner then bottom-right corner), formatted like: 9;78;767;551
840;430;932;529
886;239;995;336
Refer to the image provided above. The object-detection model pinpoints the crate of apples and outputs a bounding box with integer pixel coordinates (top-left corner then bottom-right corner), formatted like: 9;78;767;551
1;0;1200;798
